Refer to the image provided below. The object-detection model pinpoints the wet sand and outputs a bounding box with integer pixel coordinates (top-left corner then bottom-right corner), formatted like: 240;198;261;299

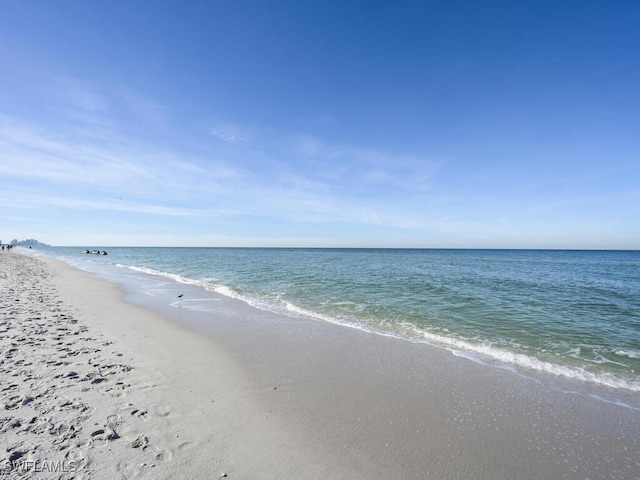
1;252;639;479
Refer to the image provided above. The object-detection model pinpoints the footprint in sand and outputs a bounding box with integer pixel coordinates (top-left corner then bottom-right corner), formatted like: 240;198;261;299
154;405;172;418
130;408;149;420
24;416;49;435
2;441;36;467
153;447;173;461
128;435;149;450
4;395;23;410
106;381;130;397
0;417;15;432
51;423;79;447
90;427;120;446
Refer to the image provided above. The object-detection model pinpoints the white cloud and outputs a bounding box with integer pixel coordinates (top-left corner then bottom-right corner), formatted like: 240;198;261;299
289;134;440;194
209;122;248;144
118;86;168;125
0;65;454;247
52;75;111;114
0;116;157;187
0;190;214;217
0;107;448;239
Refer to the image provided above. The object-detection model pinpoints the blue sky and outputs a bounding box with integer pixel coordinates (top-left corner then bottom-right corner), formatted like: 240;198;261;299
1;1;638;248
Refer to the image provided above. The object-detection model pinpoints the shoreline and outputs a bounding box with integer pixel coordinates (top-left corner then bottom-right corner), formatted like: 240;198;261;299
2;252;639;479
43;246;640;396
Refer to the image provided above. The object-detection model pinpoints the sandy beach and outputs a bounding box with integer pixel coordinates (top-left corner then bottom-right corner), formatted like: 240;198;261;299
1;251;639;479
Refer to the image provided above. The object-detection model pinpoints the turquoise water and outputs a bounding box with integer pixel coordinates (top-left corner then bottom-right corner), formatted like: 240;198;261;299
38;247;640;392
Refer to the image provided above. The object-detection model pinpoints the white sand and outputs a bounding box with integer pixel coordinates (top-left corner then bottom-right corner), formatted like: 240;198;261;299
2;251;639;479
0;253;324;479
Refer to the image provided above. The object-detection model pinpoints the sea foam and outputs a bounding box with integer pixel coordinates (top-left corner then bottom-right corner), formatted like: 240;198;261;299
116;260;640;394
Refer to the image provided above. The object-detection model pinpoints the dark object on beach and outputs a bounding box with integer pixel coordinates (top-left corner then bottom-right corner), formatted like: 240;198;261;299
177;294;183;298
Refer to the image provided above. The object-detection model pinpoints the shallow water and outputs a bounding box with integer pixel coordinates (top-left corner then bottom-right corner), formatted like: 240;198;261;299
39;247;640;393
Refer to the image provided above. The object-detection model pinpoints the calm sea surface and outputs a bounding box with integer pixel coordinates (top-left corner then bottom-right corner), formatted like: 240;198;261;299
37;247;640;393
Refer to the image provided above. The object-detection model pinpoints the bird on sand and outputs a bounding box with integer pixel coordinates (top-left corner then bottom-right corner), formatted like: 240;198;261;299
177;294;183;298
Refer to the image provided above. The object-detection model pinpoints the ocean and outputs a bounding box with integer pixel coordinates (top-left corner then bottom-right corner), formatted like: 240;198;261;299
34;247;640;395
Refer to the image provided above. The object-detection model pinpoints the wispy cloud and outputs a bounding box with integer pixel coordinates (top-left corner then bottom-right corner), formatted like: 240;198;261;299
52;75;111;114
1;105;446;234
0;68;450;246
0;115;158;187
209;122;249;145
118;86;168;125
0;189;215;217
288;134;440;194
